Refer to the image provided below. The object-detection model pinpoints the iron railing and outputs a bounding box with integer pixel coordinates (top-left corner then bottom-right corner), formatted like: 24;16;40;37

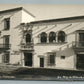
20;43;34;50
72;41;84;48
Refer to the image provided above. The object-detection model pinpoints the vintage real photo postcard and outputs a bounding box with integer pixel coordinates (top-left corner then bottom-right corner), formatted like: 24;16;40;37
0;4;84;81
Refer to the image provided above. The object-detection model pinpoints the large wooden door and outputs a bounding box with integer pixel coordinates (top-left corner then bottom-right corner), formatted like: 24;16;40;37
40;58;44;67
24;53;32;66
77;54;84;69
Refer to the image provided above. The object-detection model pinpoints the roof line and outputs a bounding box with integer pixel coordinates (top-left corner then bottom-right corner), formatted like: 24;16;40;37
22;8;35;18
0;7;22;14
31;15;84;24
0;7;35;18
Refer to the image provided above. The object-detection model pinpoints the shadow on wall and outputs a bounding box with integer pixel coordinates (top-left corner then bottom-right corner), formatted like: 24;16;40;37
57;46;75;57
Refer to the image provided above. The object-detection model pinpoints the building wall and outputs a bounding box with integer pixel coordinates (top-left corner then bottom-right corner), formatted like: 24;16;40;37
0;10;22;64
22;10;35;23
0;9;35;65
10;11;22;64
32;18;84;70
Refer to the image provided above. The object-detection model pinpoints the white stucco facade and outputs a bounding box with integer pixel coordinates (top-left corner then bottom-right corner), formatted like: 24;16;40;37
0;7;84;71
0;7;35;66
31;18;84;70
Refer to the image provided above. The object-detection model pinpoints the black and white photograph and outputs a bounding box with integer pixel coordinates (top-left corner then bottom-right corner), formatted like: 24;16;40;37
0;4;84;81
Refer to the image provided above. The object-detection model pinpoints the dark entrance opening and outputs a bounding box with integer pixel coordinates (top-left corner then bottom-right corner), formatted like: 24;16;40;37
24;53;32;66
77;54;84;69
40;58;44;67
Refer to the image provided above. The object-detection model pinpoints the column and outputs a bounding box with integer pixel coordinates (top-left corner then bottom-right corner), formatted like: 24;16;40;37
56;32;58;43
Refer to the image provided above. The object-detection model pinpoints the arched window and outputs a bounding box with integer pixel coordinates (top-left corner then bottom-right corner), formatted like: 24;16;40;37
26;33;31;43
58;31;66;42
40;32;47;43
49;32;56;43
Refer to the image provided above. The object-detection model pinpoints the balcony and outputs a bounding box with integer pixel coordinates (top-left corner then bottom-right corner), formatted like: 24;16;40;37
20;43;34;51
0;44;11;50
72;41;84;52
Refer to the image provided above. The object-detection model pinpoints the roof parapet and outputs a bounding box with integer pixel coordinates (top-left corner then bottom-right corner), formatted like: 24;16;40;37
0;7;35;18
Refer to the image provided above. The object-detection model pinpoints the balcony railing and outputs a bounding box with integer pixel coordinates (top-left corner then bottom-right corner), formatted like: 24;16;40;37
0;44;11;49
72;41;84;48
20;43;34;51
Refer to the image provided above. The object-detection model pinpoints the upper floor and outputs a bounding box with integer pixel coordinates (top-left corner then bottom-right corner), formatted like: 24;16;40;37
0;7;35;50
20;15;84;52
0;7;35;32
1;7;84;52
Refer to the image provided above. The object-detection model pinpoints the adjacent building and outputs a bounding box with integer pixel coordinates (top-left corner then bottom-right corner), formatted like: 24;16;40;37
0;7;84;70
0;7;35;66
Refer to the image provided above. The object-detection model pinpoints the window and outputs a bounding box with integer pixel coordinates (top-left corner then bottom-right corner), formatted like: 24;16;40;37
4;18;10;30
3;52;10;63
58;31;66;42
49;32;56;43
48;53;56;65
40;32;47;43
4;35;10;44
61;56;65;59
0;31;1;36
26;33;31;43
79;33;84;46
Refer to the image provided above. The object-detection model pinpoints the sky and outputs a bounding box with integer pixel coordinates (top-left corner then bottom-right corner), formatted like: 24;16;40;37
0;4;84;21
0;0;84;4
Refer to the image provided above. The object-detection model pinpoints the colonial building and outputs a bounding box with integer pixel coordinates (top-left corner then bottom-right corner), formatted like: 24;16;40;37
0;7;84;70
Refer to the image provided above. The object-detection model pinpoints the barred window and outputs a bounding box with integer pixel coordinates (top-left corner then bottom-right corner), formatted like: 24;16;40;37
40;32;47;43
49;32;56;43
3;52;10;63
4;35;10;48
4;18;10;30
48;53;56;65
